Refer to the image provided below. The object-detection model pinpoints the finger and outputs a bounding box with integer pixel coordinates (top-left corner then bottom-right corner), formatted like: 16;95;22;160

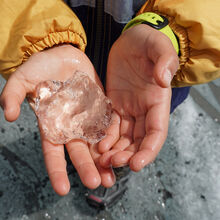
98;111;120;153
99;115;134;168
96;164;116;188
114;115;134;150
99;149;120;168
154;53;179;88
99;136;132;168
66;140;101;189
130;93;171;171
0;72;27;122
100;114;145;168
111;151;134;167
147;32;179;88
120;115;135;138
111;139;141;168
90;144;115;188
42;139;70;196
133;115;145;141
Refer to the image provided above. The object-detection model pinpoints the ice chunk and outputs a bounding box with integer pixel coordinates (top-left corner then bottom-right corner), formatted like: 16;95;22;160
34;71;112;144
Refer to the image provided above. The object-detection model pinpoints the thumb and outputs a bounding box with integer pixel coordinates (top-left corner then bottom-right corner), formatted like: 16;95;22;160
153;52;179;88
0;73;27;122
146;31;179;88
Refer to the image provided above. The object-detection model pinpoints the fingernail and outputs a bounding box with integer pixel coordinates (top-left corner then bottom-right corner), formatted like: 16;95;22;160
163;69;172;86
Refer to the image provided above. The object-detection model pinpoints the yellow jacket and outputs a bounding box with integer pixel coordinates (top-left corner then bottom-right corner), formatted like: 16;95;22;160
0;0;220;87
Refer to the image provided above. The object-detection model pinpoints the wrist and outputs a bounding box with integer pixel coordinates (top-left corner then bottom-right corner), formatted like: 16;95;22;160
123;12;179;55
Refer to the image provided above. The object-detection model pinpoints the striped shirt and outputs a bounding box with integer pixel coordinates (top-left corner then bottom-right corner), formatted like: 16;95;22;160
65;0;146;85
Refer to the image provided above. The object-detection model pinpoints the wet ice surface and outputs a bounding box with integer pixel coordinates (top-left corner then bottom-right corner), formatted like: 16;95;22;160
0;77;220;220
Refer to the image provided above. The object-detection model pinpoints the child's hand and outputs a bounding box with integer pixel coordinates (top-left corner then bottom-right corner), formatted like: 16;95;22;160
0;45;115;195
98;24;179;171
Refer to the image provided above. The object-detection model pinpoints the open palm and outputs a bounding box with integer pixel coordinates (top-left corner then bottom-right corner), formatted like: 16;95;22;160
99;24;179;171
0;45;115;195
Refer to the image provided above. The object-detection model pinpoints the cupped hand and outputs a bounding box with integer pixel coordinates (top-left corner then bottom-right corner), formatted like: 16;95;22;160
98;24;179;171
0;45;115;195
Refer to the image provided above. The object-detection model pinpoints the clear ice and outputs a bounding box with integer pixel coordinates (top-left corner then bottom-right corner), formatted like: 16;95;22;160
34;71;112;144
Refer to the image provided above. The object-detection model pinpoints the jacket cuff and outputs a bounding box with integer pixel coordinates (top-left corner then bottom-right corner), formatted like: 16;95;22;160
1;30;86;80
168;17;190;87
23;30;86;59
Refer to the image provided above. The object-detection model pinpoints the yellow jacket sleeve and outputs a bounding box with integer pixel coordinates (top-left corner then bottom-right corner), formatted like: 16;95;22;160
139;0;220;87
0;0;86;80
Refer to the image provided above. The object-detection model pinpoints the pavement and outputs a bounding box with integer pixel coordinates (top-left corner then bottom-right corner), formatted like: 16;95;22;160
0;76;219;220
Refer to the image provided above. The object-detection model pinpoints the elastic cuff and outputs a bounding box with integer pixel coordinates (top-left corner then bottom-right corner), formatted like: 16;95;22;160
22;30;86;62
168;17;190;67
0;30;86;79
167;16;191;87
